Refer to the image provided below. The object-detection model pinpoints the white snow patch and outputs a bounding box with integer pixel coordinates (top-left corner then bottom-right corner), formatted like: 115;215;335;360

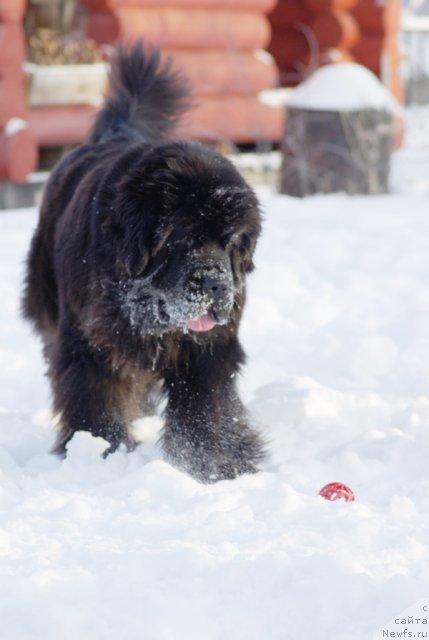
287;62;399;113
4;118;27;136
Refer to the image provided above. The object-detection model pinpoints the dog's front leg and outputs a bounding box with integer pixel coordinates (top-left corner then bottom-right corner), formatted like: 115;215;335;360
49;323;137;457
161;338;266;483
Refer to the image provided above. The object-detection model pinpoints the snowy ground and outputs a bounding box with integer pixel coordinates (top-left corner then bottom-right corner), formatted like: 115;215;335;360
1;108;429;639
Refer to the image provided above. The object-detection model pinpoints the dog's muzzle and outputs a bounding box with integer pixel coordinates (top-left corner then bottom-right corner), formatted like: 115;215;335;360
187;252;234;331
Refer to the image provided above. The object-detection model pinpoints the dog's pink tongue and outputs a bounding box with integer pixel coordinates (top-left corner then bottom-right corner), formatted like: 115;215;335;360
187;313;216;332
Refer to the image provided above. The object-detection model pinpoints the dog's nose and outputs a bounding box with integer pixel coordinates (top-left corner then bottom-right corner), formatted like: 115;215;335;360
201;275;228;299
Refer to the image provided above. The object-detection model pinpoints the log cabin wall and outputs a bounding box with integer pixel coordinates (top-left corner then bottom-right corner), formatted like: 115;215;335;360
24;0;284;159
0;0;403;181
82;0;283;143
268;0;403;103
0;0;38;180
351;0;403;103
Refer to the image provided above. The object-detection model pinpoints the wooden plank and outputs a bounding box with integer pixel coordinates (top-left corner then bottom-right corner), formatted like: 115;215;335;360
87;7;271;49
0;124;38;182
0;0;26;22
82;0;276;12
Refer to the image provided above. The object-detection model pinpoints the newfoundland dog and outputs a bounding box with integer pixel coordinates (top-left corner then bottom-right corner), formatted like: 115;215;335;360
22;42;266;482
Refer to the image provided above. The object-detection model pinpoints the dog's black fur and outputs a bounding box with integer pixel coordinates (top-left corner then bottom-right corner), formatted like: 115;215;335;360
22;42;265;482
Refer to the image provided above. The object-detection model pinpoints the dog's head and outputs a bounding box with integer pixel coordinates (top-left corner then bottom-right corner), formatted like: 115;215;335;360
97;142;262;335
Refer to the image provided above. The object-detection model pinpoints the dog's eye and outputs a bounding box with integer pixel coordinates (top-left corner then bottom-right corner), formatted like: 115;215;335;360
228;233;250;255
122;246;150;278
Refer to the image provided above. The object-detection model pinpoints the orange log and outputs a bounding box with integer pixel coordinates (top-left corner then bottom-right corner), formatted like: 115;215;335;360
86;7;271;49
381;41;403;103
0;123;38;182
268;30;311;67
0;0;26;22
301;46;355;68
0;24;26;75
176;96;284;142
0;79;27;127
352;34;403;102
86;10;119;43
311;10;360;51
304;0;358;11
28;105;98;146
352;33;392;74
277;64;305;87
393;112;404;148
28;97;283;146
165;49;278;96
82;0;276;11
352;0;400;34
273;40;355;87
268;0;314;30
390;71;404;105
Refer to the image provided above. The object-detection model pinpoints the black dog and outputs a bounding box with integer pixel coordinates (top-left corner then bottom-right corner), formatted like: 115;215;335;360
22;42;265;482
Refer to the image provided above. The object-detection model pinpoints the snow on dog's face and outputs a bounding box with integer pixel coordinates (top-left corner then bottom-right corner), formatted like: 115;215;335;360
96;142;262;336
121;242;235;334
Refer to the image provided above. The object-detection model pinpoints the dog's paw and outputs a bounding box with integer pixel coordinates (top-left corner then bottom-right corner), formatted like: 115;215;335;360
102;435;141;458
202;459;259;484
162;426;266;483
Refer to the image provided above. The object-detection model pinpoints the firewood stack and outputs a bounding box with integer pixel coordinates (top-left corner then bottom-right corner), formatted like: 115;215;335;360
268;0;403;102
81;0;284;144
0;0;38;181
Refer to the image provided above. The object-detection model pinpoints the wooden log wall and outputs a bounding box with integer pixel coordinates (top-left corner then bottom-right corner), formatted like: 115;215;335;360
80;0;283;143
0;0;404;181
268;0;403;103
351;0;403;103
0;0;38;181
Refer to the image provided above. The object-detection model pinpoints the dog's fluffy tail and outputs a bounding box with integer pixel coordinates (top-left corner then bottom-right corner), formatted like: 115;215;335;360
89;41;192;143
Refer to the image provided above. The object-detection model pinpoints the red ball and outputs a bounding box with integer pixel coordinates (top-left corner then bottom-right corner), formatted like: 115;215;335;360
319;482;355;502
